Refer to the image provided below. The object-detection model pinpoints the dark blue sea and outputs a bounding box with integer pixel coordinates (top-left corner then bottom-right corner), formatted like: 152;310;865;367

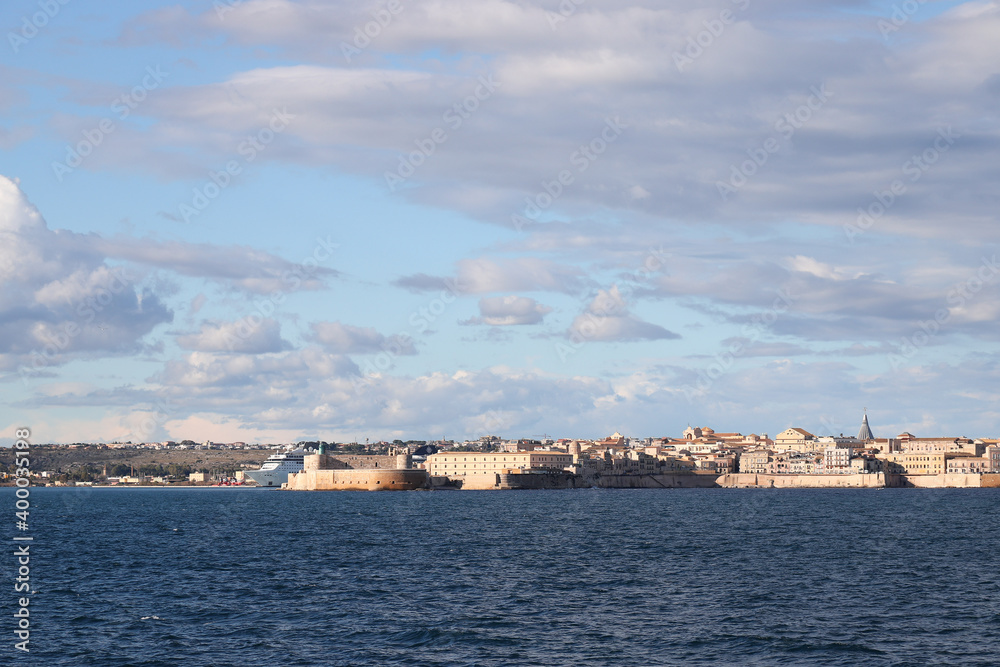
3;487;999;666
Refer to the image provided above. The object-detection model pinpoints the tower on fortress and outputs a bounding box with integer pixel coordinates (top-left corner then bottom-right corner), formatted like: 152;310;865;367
857;409;875;441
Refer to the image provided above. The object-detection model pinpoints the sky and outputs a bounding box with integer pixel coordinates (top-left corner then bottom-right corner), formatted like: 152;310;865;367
1;0;998;445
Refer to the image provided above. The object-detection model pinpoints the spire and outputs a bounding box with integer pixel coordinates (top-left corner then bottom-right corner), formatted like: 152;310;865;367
857;409;874;441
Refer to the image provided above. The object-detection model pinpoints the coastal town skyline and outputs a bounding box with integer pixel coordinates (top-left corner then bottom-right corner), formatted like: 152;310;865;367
11;410;1000;490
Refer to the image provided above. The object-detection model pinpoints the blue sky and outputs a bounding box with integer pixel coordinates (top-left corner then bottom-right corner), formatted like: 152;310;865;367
2;0;999;444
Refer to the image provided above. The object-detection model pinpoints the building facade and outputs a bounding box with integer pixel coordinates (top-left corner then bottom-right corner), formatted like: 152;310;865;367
425;451;573;479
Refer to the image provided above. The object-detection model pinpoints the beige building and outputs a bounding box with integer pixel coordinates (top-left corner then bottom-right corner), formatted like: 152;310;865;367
882;452;946;475
895;433;984;456
425;451;573;480
946;455;992;474
783;454;820;474
740;450;774;474
942;446;1000;474
693;454;735;474
822;446;852;473
773;428;818;453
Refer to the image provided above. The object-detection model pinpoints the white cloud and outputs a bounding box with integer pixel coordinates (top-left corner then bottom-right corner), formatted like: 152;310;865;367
463;295;552;326
98;1;1000;244
0;176;173;373
22;353;1000;443
568;285;679;342
89;236;338;294
9;1;1000;442
395;257;586;295
628;185;651;200
177;318;291;354
310;321;416;355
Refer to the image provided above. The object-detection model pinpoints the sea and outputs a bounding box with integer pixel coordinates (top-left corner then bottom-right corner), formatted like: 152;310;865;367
4;487;1000;666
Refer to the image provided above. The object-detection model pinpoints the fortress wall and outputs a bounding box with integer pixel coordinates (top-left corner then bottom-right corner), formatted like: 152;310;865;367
327;455;399;469
981;473;1000;488
457;473;502;490
286;468;427;491
901;473;982;488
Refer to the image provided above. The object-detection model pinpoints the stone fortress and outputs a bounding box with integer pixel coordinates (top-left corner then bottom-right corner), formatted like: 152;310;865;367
284;444;427;491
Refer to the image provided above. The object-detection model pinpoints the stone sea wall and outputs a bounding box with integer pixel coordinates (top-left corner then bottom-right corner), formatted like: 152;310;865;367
890;472;1000;488
286;468;427;491
718;473;886;488
399;470;1000;491
592;473;721;489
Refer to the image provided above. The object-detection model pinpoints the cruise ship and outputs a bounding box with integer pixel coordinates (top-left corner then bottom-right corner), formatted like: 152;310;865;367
243;448;308;487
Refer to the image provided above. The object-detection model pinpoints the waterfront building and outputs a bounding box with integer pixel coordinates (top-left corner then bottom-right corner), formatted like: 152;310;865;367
773;428;818;453
784;453;820;474
680;440;724;454
693;453;735;474
822;446;853;473
881;452;946;475
614;449;659;473
425;451;573;479
945;455;992;474
896;433;984;456
740;449;774;474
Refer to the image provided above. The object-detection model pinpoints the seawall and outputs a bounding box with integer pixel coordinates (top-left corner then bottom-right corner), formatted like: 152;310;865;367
889;472;1000;488
285;468;427;491
592;473;722;489
717;473;886;488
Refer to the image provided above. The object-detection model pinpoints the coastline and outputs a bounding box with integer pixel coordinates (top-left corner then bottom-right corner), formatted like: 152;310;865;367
8;471;1000;490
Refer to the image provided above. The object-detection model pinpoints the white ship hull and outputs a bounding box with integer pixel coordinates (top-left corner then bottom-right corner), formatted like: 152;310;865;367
244;448;307;487
243;469;291;487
